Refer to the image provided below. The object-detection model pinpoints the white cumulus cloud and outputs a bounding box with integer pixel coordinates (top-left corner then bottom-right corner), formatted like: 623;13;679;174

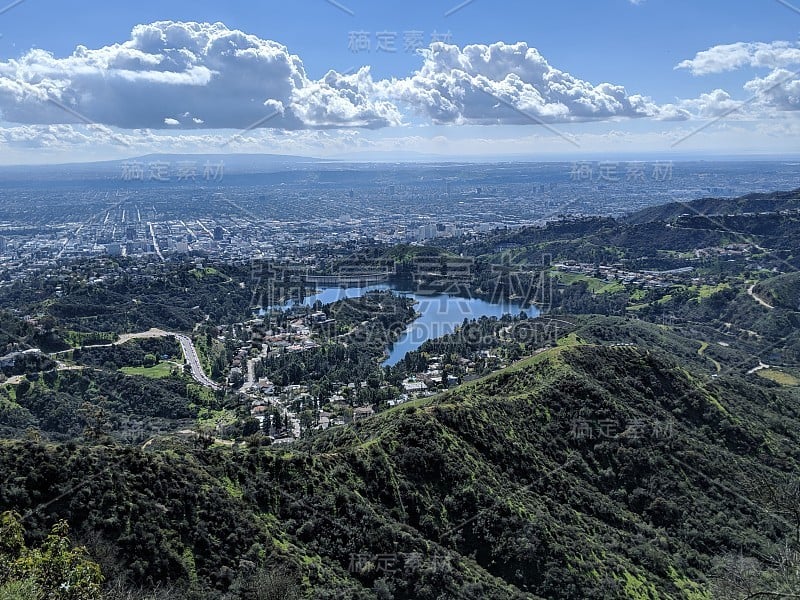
0;21;401;130
678;89;742;118
676;41;800;76
675;40;800;115
744;68;800;111
9;21;788;148
381;42;660;125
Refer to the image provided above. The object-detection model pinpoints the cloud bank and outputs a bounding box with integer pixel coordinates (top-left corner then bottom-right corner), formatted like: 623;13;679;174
676;41;800;75
0;21;400;130
383;41;659;124
0;20;796;161
0;22;667;132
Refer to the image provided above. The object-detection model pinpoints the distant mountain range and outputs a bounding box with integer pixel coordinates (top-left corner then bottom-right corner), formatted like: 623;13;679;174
0;153;329;179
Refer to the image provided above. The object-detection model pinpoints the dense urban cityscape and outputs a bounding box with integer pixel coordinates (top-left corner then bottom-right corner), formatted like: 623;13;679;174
0;159;796;277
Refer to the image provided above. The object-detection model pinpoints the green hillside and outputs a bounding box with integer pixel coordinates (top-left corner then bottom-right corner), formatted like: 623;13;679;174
2;332;799;598
754;272;800;312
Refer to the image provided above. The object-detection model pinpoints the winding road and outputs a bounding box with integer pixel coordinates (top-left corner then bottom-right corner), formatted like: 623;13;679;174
47;328;220;390
747;284;774;309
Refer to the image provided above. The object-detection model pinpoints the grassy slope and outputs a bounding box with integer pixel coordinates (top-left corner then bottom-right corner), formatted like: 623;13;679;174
119;362;176;379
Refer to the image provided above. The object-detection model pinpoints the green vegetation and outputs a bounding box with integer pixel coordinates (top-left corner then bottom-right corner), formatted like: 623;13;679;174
196;407;238;429
63;331;118;348
754;271;800;311
625;188;800;224
3;336;800;597
550;271;625;294
694;283;730;300
119;362;176;379
0;511;103;600
188;266;221;280
0;365;204;440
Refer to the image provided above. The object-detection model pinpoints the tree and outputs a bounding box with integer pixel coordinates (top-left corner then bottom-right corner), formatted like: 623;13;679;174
746;472;800;548
16;379;30;397
78;402;110;442
241;418;260;437
298;410;315;434
194;427;214;450
710;552;800;599
0;512;104;600
228;369;244;389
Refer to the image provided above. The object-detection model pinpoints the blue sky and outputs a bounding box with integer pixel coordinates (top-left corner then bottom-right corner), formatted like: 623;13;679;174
0;0;798;163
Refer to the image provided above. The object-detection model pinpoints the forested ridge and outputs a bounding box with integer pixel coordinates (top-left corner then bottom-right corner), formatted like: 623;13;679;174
2;333;800;598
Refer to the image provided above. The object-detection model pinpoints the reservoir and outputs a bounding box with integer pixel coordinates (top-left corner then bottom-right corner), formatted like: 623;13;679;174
271;284;538;367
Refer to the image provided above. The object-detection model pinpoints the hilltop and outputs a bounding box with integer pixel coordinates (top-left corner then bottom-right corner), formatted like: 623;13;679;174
625;188;800;224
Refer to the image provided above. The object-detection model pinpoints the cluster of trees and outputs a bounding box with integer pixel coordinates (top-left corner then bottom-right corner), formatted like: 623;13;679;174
262;344;380;390
0;352;56;377
645;281;800;364
261;293;416;392
0;312;45;353
755;271;800;311
625;188;800;224
386;314;570;382
1;368;204;439
193;327;235;381
272;340;800;598
0;442;312;599
552;283;629;316
75;338;181;370
4;260;255;336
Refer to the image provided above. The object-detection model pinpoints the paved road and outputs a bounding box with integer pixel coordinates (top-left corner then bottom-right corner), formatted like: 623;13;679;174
239;357;257;393
148;222;165;262
46;328;220;390
747;361;770;375
175;334;221;390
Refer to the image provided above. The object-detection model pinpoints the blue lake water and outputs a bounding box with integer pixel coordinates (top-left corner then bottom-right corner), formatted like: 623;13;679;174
270;284;538;367
276;284;394;308
382;293;535;366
